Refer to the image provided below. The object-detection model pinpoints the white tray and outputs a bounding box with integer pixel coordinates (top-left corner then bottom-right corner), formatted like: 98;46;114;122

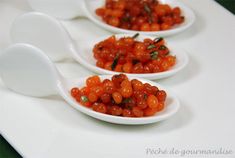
1;0;235;157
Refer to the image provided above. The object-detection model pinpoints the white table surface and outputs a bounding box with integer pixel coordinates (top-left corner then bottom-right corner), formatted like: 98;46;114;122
0;0;235;158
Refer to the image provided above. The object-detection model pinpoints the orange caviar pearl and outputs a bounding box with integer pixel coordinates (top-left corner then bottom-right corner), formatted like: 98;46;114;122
111;10;124;18
80;95;92;107
150;23;160;31
96;60;104;68
131;79;144;91
86;76;101;87
103;79;114;88
110;105;123;116
92;103;107;114
80;86;90;95
95;8;105;16
120;86;133;98
140;23;151;31
104;62;112;70
88;92;98;102
154;5;166;17
121;79;131;87
137;100;148;109
122;109;132;117
104;83;116;94
112;92;123;104
161;23;171;30
100;93;111;103
157;102;165;111
114;64;123;72
157;90;167;102
132;107;143;117
165;55;176;66
122;62;133;73
90;86;104;97
173;7;181;16
71;87;80;98
108;17;120;27
147;95;159;108
144;107;158;116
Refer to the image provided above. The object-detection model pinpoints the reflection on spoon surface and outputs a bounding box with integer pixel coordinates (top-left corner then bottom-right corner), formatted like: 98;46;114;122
0;43;180;125
10;12;188;80
27;0;195;36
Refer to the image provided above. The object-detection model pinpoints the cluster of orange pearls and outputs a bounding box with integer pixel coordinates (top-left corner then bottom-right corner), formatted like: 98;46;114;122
95;0;184;31
93;35;176;73
71;74;166;117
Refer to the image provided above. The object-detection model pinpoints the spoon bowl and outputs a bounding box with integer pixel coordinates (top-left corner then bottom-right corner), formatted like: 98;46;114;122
0;43;180;125
74;34;189;80
84;0;196;36
27;0;195;36
60;76;180;125
0;43;59;97
10;12;73;61
11;12;188;80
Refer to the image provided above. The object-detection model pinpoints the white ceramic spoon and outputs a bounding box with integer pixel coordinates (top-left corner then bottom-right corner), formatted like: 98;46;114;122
0;43;180;125
27;0;195;36
10;12;188;80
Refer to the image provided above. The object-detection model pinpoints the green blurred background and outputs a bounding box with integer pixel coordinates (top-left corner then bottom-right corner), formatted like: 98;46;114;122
0;0;234;157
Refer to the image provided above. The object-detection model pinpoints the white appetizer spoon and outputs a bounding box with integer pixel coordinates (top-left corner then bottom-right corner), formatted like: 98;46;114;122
0;43;180;125
10;12;188;80
27;0;195;36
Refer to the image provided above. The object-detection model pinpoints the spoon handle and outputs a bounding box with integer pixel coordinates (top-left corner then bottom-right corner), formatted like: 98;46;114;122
27;0;87;19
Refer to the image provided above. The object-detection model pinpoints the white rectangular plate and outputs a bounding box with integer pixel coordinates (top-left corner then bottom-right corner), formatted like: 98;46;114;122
1;0;235;157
